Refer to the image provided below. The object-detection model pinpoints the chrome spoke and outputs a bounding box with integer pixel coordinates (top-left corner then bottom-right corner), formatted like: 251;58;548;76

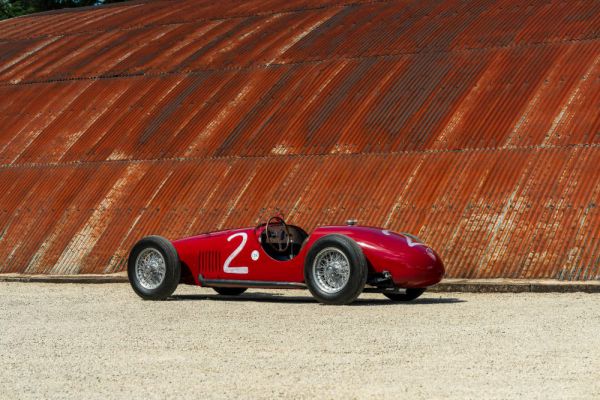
312;247;351;294
135;248;166;290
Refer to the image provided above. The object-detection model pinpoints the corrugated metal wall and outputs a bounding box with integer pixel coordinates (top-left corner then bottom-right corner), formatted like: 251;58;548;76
0;0;598;278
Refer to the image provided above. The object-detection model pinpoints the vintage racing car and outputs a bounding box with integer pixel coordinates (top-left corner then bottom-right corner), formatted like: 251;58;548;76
128;216;445;305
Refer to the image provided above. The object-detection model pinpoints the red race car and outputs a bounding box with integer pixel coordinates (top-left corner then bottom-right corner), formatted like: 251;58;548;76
128;216;445;305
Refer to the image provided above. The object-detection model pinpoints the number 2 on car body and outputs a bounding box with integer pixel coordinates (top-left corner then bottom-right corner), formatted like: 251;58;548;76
223;232;249;274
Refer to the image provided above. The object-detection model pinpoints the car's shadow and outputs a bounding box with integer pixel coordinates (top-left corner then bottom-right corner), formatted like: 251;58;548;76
169;292;465;306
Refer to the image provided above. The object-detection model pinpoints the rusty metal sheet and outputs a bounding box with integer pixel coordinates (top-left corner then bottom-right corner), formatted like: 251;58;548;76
1;47;597;161
1;1;598;83
0;0;598;279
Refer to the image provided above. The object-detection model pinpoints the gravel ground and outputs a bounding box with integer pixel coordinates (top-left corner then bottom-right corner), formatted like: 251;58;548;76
0;283;598;399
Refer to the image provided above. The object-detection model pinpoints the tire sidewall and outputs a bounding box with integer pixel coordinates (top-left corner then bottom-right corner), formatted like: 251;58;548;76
304;234;367;305
128;236;180;300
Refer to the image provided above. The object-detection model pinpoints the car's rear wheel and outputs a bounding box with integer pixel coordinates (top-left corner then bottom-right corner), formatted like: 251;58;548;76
213;287;247;296
383;288;426;301
304;234;367;305
128;236;180;300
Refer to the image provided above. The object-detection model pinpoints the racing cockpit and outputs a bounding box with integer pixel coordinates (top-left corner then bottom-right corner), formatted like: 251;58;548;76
257;216;308;261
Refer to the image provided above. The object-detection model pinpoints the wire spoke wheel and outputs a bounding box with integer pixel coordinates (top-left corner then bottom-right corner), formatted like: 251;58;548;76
313;247;351;294
305;234;367;305
128;236;180;300
135;248;166;290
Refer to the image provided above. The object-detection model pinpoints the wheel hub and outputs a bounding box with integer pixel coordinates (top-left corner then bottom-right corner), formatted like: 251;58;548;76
135;248;166;290
313;247;351;294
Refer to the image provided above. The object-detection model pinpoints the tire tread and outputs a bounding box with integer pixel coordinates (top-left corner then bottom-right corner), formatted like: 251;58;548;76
128;235;180;300
304;234;367;305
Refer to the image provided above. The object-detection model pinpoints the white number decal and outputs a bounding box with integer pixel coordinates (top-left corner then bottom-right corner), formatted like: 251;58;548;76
223;232;248;274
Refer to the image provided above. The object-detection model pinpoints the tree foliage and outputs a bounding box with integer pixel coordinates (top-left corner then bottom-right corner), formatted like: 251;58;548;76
1;0;127;20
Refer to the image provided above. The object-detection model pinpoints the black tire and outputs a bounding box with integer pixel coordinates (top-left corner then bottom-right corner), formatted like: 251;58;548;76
383;288;426;302
304;234;368;305
128;235;180;300
213;287;247;296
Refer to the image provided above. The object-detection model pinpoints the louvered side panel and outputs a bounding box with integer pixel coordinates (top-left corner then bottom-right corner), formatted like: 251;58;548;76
198;250;221;278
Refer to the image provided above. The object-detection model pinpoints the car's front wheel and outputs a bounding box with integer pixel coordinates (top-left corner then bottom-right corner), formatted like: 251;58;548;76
128;236;180;300
383;288;426;301
304;234;367;305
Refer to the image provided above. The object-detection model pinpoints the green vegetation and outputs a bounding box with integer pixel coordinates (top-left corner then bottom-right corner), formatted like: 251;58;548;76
0;0;127;20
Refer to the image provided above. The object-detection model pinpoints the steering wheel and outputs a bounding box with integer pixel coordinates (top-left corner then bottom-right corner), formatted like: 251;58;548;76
264;216;291;253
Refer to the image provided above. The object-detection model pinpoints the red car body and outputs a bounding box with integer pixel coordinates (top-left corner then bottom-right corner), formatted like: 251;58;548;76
173;224;445;290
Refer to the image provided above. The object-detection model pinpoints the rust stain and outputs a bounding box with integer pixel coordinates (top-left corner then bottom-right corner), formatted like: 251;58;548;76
51;163;145;274
0;0;598;280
